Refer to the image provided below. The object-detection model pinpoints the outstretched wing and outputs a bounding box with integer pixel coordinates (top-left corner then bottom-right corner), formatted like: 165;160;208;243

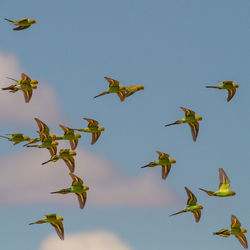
63;157;75;173
91;132;101;145
227;88;236;102
180;107;195;117
235;234;248;249
116;91;126;101
21;73;31;83
35;118;50;136
70;139;78;150
231;215;241;229
104;77;119;87
188;122;199;142
185;187;197;206
192;209;201;223
50;222;64;240
69;173;83;186
75;192;87;209
84;118;99;128
59;125;74;135
219;168;230;192
22;89;33;103
161;165;171;180
156;151;169;160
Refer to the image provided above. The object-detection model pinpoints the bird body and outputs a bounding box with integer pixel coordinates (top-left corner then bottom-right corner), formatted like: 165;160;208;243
0;133;30;145
51;173;89;209
200;168;235;197
141;151;176;180
206;81;239;102
165;107;202;142
29;214;64;240
5;18;36;30
214;215;248;248
170;187;203;223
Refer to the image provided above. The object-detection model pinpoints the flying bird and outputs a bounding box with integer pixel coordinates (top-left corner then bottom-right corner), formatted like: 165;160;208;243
2;73;38;103
214;215;248;249
56;125;81;150
51;173;89;209
29;214;64;240
199;168;236;197
0;133;30;145
74;118;104;145
42;149;76;173
170;187;203;223
141;151;176;180
5;18;36;30
165;107;202;142
206;81;239;102
94;77;126;101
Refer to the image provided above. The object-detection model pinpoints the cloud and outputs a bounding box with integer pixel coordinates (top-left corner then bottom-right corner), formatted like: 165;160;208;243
40;230;132;250
0;146;178;207
0;50;64;124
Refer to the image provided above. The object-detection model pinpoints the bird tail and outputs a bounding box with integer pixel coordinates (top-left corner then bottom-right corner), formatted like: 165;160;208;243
0;135;9;139
41;159;53;165
206;86;220;89
4;18;14;23
6;77;19;83
213;229;230;237
165;120;184;127
2;85;18;91
94;91;109;98
29;220;45;225
199;188;215;196
170;210;186;216
141;164;149;168
26;145;38;148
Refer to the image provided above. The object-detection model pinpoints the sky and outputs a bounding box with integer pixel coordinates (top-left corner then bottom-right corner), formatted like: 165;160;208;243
1;0;250;249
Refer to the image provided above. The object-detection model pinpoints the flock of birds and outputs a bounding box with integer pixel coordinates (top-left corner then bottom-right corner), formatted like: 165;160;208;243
2;17;246;249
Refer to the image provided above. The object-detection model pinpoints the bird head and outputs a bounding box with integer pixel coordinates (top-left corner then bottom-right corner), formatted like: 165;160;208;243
56;216;64;221
52;141;59;146
70;151;77;156
76;134;82;139
233;83;239;88
242;228;247;233
50;134;57;140
230;190;236;196
195;115;202;121
198;205;203;210
170;158;176;164
98;126;105;132
84;186;90;191
24;136;31;141
30;19;36;24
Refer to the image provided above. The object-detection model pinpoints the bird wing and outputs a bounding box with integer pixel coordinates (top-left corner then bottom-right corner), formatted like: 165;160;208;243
70;139;78;150
185;187;197;206
22;89;33;103
84;118;99;127
188;122;199;142
104;77;119;87
50;222;64;240
192;209;201;223
35;118;50;135
231;215;241;229
21;73;31;83
13;25;30;30
235;234;248;249
69;173;83;186
161;165;171;180
63;157;75;173
59;125;74;135
116;91;126;101
156;151;169;160
180;107;195;117
11;133;24;137
91;132;101;145
47;145;57;157
59;149;70;154
227;88;236;102
218;168;230;191
76;192;87;209
45;213;57;219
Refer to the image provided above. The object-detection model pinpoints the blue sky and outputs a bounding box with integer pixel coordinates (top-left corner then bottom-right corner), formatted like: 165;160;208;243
1;0;250;249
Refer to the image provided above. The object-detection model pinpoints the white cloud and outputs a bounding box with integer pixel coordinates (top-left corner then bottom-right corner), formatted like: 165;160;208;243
0;147;178;207
40;230;132;250
0;50;64;124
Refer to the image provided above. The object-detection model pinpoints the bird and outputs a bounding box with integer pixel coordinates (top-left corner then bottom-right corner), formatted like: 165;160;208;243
94;77;126;101
206;81;239;102
2;73;38;103
29;214;64;240
170;187;203;223
74;118;104;145
214;215;248;249
199;168;236;197
0;133;30;145
56;125;81;150
5;18;36;30
124;85;144;98
165;107;202;142
141;151;176;180
42;149;76;173
51;173;89;209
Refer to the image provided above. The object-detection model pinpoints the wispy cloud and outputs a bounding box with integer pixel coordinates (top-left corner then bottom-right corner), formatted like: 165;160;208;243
40;230;132;250
0;147;178;207
0;50;64;124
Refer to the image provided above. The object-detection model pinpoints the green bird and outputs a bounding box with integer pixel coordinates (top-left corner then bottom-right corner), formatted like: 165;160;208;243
94;77;126;101
29;214;64;240
0;133;30;145
2;73;38;103
141;151;176;180
124;85;144;98
165;107;202;142
206;81;239;102
74;118;104;145
5;18;36;30
51;173;89;209
56;125;81;150
24;118;58;156
170;187;203;223
42;149;76;173
200;168;236;197
214;215;248;249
